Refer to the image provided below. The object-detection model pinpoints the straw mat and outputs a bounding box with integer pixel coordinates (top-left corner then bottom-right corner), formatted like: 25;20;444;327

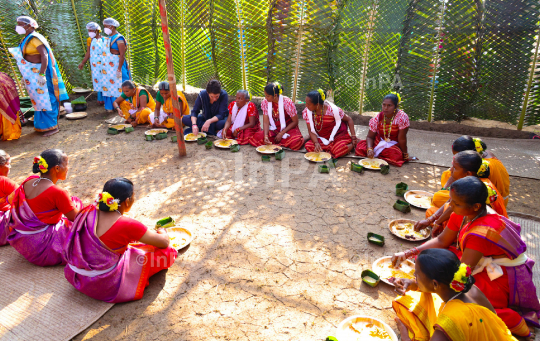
0;247;113;341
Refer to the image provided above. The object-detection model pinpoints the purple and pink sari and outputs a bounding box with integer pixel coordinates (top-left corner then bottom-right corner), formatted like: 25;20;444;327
7;175;79;266
63;205;177;303
0;210;10;246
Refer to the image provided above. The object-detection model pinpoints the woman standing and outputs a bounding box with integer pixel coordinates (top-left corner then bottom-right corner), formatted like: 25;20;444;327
355;93;410;166
0;150;17;246
10;16;69;137
78;22;105;106
303;89;357;158
0;72;23;140
101;18;131;112
249;82;304;150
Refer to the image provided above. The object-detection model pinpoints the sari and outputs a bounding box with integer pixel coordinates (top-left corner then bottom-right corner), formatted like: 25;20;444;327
0;176;17;246
355;110;409;167
9;32;69;132
63;205;177;303
7;175;81;266
219;102;261;145
393;291;518;341
150;90;190;129
450;213;540;336
119;87;156;125
0;72;22;141
99;33;131;111
304;115;352;158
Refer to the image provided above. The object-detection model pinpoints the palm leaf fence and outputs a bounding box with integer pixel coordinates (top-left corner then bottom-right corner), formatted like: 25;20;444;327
1;0;539;127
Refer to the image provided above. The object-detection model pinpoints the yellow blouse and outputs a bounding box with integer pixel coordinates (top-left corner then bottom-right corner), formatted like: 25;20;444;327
23;37;43;56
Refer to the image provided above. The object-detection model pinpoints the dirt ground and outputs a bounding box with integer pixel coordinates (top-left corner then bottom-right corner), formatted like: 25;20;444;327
4;102;540;341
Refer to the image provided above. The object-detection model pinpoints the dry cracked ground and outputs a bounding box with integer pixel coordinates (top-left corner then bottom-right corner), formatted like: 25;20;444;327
4;106;539;341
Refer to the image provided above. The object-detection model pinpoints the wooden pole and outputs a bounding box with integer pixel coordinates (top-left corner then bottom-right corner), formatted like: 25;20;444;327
158;0;187;157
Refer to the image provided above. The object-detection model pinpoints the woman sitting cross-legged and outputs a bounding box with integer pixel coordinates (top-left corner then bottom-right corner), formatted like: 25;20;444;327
113;80;156;127
217;90;261;144
0;150;17;246
355;93;410;166
392;248;518;341
150;81;190;129
392;176;539;339
303;89;357;158
249;82;304;150
8;149;82;266
63;178;177;303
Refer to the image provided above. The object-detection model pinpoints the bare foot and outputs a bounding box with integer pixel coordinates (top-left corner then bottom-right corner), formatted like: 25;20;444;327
394;317;411;341
43;128;59;137
524;324;536;341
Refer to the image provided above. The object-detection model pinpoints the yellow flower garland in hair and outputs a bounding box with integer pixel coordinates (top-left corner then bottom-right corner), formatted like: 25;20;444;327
317;89;326;101
98;192;120;211
33;156;48;173
390;91;402;104
450;263;472;292
484;182;498;204
473;138;484;153
274;82;282;95
477;159;490;178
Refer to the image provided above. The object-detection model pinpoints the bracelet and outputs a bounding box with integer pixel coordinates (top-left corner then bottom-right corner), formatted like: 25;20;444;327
404;247;420;259
367;148;373;152
39;73;45;77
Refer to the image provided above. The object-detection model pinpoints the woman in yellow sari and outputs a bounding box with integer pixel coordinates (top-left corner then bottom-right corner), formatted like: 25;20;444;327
392;248;518;341
0;72;22;141
149;81;189;129
113;80;155;127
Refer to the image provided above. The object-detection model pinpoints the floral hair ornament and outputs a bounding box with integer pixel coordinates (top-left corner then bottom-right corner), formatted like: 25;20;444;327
477;159;490;178
472;138;484;154
33;156;48;173
484;182;498;204
450;263;472;292
390;91;402;104
317;89;326;101
274;82;283;95
98;192;120;211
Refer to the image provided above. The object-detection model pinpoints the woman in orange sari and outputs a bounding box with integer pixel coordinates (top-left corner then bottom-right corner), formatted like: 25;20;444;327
417;150;507;236
0;72;23;141
0;150;17;246
393;177;539;339
302;89;357;158
393;249;517;341
113;80;156;127
355;93;410;166
439;136;510;206
249;82;304;150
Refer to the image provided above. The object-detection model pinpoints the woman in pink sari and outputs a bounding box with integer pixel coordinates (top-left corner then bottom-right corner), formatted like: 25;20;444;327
0;150;17;246
0;72;23;141
63;178;177;303
8;149;82;266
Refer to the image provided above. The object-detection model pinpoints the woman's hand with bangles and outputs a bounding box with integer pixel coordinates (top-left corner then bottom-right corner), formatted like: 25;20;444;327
367;148;375;158
391;251;407;267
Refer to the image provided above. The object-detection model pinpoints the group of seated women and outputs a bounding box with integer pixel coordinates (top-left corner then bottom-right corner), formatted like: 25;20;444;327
0;149;177;303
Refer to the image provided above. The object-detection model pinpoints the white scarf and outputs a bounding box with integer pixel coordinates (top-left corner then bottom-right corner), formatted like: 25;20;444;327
472;253;528;281
306;101;341;145
267;95;289;139
217;102;249;138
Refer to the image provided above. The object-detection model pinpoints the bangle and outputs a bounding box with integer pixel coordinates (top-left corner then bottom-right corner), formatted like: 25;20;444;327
404;247;420;259
367;148;373;152
39;73;45;77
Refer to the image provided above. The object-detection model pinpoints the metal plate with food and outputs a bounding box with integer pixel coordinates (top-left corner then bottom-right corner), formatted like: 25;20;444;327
65;112;88;120
372;256;415;286
167;227;193;250
185;132;207;141
389;219;430;242
404;190;434;209
358;158;388;170
256;145;283;154
145;128;169;136
336;315;398;341
304;152;331;162
214;139;238;148
110;124;132;131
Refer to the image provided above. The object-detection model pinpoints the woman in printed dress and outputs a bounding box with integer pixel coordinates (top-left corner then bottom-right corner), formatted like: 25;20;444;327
218;90;261;144
355;93;410;166
0;150;17;246
249;82;304;150
77;22;105;106
303;89;357;158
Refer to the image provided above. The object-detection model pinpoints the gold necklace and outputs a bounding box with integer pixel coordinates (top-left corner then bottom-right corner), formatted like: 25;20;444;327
383;113;395;142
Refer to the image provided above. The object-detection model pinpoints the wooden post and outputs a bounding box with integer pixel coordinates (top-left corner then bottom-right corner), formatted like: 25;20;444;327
158;0;187;156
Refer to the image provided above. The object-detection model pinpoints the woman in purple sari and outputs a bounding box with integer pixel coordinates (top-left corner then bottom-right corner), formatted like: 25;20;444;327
63;178;177;303
0;150;17;246
8;149;82;266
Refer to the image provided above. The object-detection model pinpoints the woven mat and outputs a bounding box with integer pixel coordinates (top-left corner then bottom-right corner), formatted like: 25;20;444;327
509;213;540;297
0;247;113;341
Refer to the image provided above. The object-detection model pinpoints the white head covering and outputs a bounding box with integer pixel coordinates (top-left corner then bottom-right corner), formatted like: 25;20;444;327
86;22;101;31
17;16;38;29
103;18;120;27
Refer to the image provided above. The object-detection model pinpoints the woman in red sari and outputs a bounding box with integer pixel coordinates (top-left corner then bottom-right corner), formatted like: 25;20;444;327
302;89;357;158
8;149;82;266
392;177;539;340
355;93;410;166
218;90;260;144
0;150;17;246
249;82;304;150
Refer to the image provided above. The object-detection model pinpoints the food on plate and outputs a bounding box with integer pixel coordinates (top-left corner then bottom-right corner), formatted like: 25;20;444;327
392;222;429;240
342;320;392;340
375;259;415;282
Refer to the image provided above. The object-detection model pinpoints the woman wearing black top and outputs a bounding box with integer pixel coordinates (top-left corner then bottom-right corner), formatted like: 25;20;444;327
182;79;229;136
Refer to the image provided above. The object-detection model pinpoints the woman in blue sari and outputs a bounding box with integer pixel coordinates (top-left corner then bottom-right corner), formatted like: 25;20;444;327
12;16;68;137
101;18;131;112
